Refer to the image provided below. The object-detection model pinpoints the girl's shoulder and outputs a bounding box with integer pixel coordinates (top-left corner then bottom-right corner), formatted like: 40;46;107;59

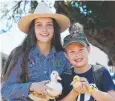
56;51;65;57
55;51;67;61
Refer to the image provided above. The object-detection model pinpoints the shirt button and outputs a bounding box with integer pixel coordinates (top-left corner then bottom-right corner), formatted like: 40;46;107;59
44;71;47;73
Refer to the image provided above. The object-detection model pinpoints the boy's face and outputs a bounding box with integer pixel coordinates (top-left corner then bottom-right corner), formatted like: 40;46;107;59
65;42;89;68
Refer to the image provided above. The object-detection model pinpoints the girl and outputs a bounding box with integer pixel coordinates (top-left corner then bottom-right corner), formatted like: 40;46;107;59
1;2;71;101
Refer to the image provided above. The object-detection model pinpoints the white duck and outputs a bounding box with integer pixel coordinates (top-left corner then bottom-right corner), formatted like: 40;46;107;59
45;71;63;97
28;71;62;101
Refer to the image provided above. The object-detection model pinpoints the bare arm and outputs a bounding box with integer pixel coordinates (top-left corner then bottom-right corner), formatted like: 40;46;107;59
79;75;115;101
91;89;115;101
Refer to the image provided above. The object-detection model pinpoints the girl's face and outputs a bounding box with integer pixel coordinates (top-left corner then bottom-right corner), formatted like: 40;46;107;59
65;42;89;68
34;17;54;43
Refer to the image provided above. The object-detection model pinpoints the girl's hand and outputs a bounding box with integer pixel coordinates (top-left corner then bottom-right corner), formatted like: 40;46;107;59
30;80;49;94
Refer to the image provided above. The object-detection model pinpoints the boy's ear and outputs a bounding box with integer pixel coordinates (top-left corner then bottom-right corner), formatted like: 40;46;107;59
87;46;91;53
64;52;67;58
64;52;69;59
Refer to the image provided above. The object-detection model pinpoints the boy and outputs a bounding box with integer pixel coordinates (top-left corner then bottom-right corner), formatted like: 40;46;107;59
58;23;115;101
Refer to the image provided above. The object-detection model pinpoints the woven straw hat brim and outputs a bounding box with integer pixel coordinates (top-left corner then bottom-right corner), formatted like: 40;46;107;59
18;13;70;34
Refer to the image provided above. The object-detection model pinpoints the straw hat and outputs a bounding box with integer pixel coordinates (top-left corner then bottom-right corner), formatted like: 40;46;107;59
18;2;70;34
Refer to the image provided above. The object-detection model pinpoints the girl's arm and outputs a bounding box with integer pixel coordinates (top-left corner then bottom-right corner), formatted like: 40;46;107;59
1;56;32;99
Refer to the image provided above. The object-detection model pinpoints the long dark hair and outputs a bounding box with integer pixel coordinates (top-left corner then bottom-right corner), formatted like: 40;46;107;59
2;18;63;82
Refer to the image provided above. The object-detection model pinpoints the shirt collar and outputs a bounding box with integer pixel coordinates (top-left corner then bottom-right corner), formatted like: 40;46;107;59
32;45;57;57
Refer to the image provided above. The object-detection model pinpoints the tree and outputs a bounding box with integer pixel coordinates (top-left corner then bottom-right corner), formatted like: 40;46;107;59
0;0;32;33
0;1;115;66
55;1;115;66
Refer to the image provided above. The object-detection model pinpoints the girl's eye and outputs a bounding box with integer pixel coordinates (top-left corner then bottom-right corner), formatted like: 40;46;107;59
47;24;53;26
36;24;42;27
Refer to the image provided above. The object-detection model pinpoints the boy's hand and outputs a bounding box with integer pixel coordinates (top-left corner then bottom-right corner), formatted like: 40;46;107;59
79;77;90;93
71;76;84;93
73;81;83;92
72;77;90;94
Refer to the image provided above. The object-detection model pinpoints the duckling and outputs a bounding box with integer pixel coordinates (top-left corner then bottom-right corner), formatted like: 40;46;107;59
70;75;81;89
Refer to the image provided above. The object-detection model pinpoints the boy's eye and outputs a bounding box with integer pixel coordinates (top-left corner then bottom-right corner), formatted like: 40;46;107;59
79;49;84;52
69;51;75;54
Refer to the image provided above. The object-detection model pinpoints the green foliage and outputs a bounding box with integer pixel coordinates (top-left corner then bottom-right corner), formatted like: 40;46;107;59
70;1;92;16
31;1;38;13
68;1;115;29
